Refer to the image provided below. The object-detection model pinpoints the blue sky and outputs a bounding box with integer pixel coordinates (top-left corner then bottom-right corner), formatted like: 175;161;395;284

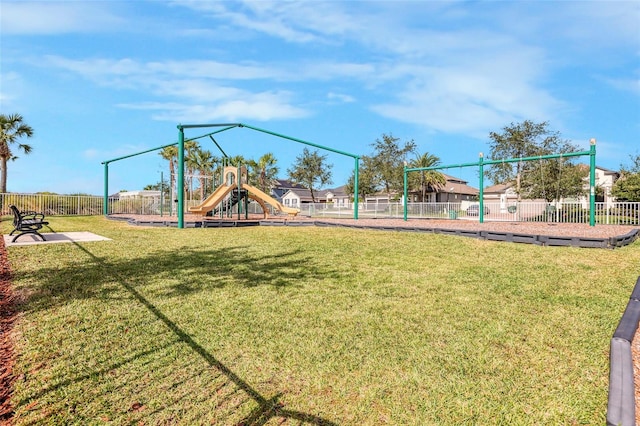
1;0;638;195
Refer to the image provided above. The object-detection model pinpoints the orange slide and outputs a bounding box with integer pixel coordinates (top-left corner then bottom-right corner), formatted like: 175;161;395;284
188;183;299;217
188;184;234;214
242;184;299;216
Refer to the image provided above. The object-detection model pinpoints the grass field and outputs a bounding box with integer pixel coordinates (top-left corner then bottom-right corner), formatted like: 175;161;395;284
3;216;640;425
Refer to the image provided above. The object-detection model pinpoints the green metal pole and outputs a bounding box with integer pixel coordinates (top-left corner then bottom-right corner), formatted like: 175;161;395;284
238;122;361;219
177;126;185;229
239;123;358;158
103;142;178;164
589;139;596;227
103;162;109;216
354;158;359;220
403;166;408;221
404;149;592;175
237;164;241;220
479;153;484;224
209;135;229;158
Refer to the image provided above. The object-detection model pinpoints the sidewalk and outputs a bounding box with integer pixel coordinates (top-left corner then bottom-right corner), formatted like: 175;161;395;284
3;232;111;247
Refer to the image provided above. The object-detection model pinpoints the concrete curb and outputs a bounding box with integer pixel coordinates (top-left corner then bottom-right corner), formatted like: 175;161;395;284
607;276;640;426
310;221;640;249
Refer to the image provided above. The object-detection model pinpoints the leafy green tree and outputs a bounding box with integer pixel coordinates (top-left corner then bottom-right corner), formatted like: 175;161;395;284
408;152;446;202
611;174;640;202
345;155;378;201
247;153;279;193
612;154;640;202
0;113;34;193
287;148;333;202
486;120;582;201
622;153;640;174
369;133;416;199
519;159;587;202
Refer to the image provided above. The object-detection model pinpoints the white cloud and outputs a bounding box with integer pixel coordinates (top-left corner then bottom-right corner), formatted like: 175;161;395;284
0;71;23;107
165;2;570;137
83;149;100;160
0;2;124;34
40;55;311;122
118;89;309;123
172;0;356;43
19;1;637;142
327;92;355;103
603;76;640;96
369;42;563;137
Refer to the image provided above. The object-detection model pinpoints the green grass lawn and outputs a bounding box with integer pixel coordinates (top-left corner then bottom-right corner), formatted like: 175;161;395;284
3;216;640;425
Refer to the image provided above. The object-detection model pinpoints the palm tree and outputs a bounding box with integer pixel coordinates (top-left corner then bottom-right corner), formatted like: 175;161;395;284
183;140;200;199
160;145;178;199
248;153;279;193
409;152;446;202
190;148;218;199
0;114;34;193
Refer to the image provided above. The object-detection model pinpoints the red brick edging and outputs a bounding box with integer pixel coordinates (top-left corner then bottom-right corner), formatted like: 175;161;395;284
0;235;15;424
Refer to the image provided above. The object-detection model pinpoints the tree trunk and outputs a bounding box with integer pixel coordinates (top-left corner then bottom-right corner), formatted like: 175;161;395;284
0;156;7;194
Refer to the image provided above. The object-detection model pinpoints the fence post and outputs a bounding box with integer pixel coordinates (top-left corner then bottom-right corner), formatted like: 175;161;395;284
479;152;484;224
589;139;596;226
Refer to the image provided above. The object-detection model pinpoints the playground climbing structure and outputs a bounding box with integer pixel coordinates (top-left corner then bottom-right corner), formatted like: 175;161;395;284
188;166;299;218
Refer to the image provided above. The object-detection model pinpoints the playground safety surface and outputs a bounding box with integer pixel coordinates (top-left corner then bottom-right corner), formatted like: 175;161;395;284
110;214;640;249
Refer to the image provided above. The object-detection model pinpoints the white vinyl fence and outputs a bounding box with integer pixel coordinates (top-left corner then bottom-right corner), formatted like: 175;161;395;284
300;200;640;225
2;193;639;225
0;193;104;216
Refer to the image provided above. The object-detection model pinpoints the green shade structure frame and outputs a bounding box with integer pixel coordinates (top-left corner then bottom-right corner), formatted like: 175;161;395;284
102;123;361;228
403;139;597;226
177;123;360;228
102;142;179;216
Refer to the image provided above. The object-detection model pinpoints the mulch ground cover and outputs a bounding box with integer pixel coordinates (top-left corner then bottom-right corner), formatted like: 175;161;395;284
0;235;15;425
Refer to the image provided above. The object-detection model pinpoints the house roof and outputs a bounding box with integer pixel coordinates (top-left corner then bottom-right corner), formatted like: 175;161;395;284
283;188;319;202
596;166;620;176
274;179;306;190
484;182;514;193
441;181;478;196
325;185;348;197
441;173;468;184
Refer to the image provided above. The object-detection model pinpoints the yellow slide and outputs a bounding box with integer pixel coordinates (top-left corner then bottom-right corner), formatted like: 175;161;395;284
242;184;300;216
188;184;234;215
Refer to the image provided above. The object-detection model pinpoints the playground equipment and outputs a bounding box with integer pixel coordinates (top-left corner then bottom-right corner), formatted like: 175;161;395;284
102;123;360;229
188;165;299;218
403;139;597;226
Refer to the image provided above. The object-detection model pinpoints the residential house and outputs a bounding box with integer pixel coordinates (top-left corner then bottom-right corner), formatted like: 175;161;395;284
591;166;619;207
481;166;620;208
271;179;306;202
435;174;479;202
282;188;316;208
399;173;478;203
281;185;350;208
324;185;350;207
483;182;519;212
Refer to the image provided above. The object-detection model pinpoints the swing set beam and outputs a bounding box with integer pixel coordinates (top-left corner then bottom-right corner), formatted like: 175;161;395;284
403;139;597;226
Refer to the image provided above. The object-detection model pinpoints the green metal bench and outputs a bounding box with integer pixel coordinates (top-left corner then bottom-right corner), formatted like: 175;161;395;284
9;205;49;242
